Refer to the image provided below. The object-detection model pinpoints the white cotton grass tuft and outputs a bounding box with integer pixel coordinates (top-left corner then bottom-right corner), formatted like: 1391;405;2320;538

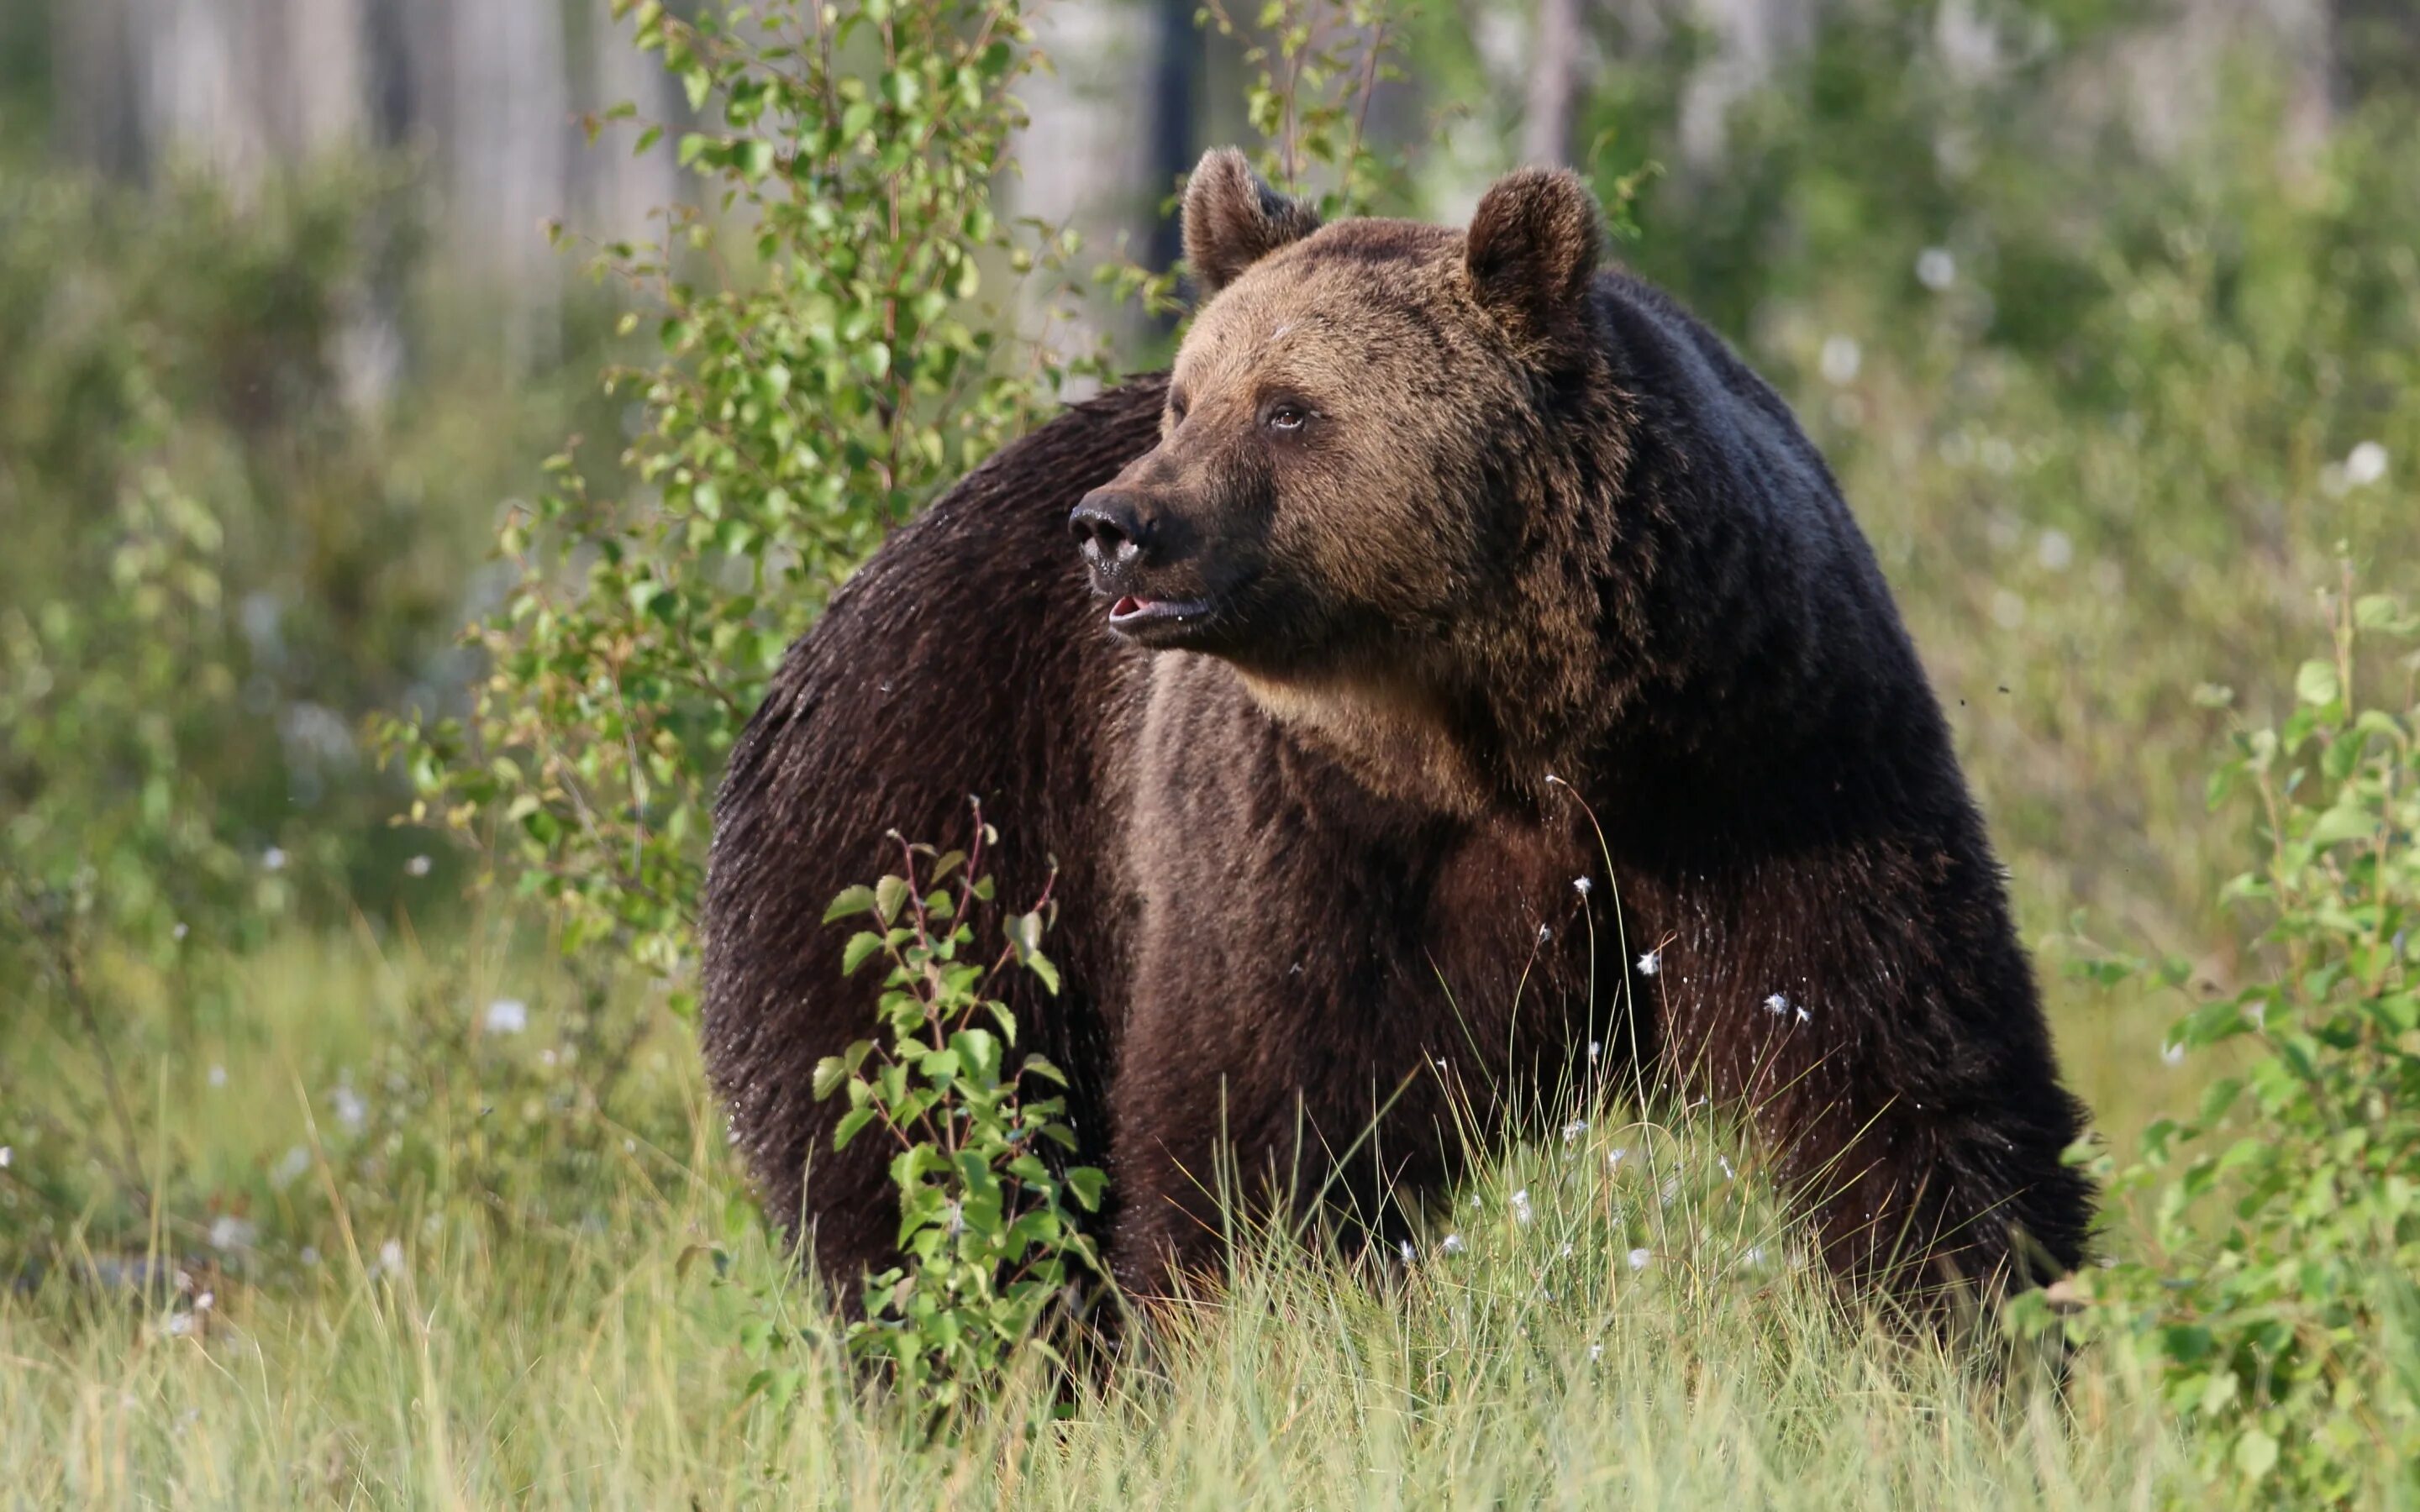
1439;1233;1465;1257
1764;993;1790;1016
261;846;287;872
1819;333;1862;385
1510;1189;1534;1226
2345;440;2388;486
484;998;529;1035
331;1084;367;1134
1561;1119;1588;1145
404;854;433;878
1637;949;1660;976
1627;1247;1655;1271
1916;246;1956;291
1571;875;1592;896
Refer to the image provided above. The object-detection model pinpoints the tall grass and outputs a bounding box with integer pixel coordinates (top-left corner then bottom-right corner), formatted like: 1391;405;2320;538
1;933;2194;1507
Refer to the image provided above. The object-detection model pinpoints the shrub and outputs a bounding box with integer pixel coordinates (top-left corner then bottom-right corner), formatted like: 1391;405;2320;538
794;814;1104;1420
2053;567;2420;1504
381;0;1147;997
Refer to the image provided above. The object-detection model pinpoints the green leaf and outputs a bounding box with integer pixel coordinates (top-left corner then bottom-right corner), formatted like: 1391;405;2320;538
874;874;909;926
833;1105;876;1151
1063;1166;1107;1212
2232;1428;2278;1479
2306;801;2377;849
823;885;876;922
841;931;886;975
2295;659;2340;706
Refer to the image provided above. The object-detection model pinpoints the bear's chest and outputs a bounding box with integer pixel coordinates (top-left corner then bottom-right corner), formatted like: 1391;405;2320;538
1120;653;1596;1032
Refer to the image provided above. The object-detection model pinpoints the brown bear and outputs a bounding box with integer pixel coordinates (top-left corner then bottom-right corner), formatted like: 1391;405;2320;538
700;149;2092;1309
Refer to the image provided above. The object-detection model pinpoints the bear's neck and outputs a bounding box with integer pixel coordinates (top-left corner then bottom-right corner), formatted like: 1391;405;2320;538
1234;664;1503;820
1233;650;1586;822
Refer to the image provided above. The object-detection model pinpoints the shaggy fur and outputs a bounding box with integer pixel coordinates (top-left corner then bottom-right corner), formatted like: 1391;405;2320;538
701;150;2092;1309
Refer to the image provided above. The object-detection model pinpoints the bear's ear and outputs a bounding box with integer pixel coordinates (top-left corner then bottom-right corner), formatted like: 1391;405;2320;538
1183;148;1323;298
1463;167;1602;341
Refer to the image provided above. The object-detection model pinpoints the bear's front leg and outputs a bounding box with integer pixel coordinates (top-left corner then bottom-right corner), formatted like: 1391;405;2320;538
1100;980;1466;1299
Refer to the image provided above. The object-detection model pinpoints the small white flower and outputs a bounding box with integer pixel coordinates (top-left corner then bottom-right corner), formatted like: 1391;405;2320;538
208;1063;227;1089
403;854;433;878
378;1239;405;1276
1571;876;1592;896
2345;441;2388;487
1561;1119;1588;1145
193;1290;214;1313
1636;949;1660;976
1795;1004;1812;1026
1468;1193;1482;1210
2161;1042;2186;1068
1916;247;1956;291
271;1145;311;1189
1399;1239;1417;1264
1819;334;1862;386
1511;1189;1534;1226
1607;1146;1628;1170
300;1246;321;1267
1586;1040;1602;1062
1763;993;1791;1017
261;847;287;872
483;998;529;1035
2037;528;2073;572
1588;1342;1603;1361
0;1145;10;1168
163;1312;194;1338
172;921;189;942
331;1084;367;1134
1627;1247;1654;1271
208;1215;256;1252
1439;1233;1465;1256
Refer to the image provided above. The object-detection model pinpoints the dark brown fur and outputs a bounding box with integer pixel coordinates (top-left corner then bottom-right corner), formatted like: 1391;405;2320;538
701;150;2092;1310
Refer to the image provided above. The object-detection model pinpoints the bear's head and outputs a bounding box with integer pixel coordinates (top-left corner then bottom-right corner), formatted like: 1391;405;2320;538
1071;150;1621;809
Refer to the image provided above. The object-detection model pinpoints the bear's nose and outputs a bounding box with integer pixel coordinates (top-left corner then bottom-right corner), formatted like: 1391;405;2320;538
1068;491;1150;572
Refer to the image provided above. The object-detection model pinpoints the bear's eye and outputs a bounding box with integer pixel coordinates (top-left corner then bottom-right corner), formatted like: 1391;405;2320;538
1264;402;1310;433
1167;392;1190;424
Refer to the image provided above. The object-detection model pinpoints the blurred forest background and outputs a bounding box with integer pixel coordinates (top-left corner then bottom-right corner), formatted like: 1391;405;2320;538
1;0;2415;1232
4;0;2420;1501
5;0;2418;1248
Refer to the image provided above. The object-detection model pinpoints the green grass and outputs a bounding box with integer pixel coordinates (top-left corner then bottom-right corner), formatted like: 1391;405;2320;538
2;928;2211;1509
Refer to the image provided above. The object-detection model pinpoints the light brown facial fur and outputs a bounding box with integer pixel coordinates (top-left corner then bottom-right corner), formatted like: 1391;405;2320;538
1069;150;1623;815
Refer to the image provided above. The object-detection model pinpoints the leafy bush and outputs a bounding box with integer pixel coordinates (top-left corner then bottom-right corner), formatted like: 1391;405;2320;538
2052;569;2420;1504
797;815;1103;1420
382;0;1149;995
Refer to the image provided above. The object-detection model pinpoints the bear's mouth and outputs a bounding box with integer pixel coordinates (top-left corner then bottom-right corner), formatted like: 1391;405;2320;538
1107;593;1222;643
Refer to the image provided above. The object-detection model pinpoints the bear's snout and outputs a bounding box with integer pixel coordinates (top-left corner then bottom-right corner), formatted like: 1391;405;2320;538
1069;489;1152;577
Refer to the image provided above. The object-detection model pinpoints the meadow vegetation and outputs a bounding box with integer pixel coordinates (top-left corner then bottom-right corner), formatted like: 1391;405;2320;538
4;0;2418;1504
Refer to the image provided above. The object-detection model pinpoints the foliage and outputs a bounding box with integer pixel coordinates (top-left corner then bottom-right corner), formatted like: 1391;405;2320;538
380;0;1143;995
2044;569;2420;1504
0;153;620;1256
777;814;1105;1419
1199;0;1409;218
